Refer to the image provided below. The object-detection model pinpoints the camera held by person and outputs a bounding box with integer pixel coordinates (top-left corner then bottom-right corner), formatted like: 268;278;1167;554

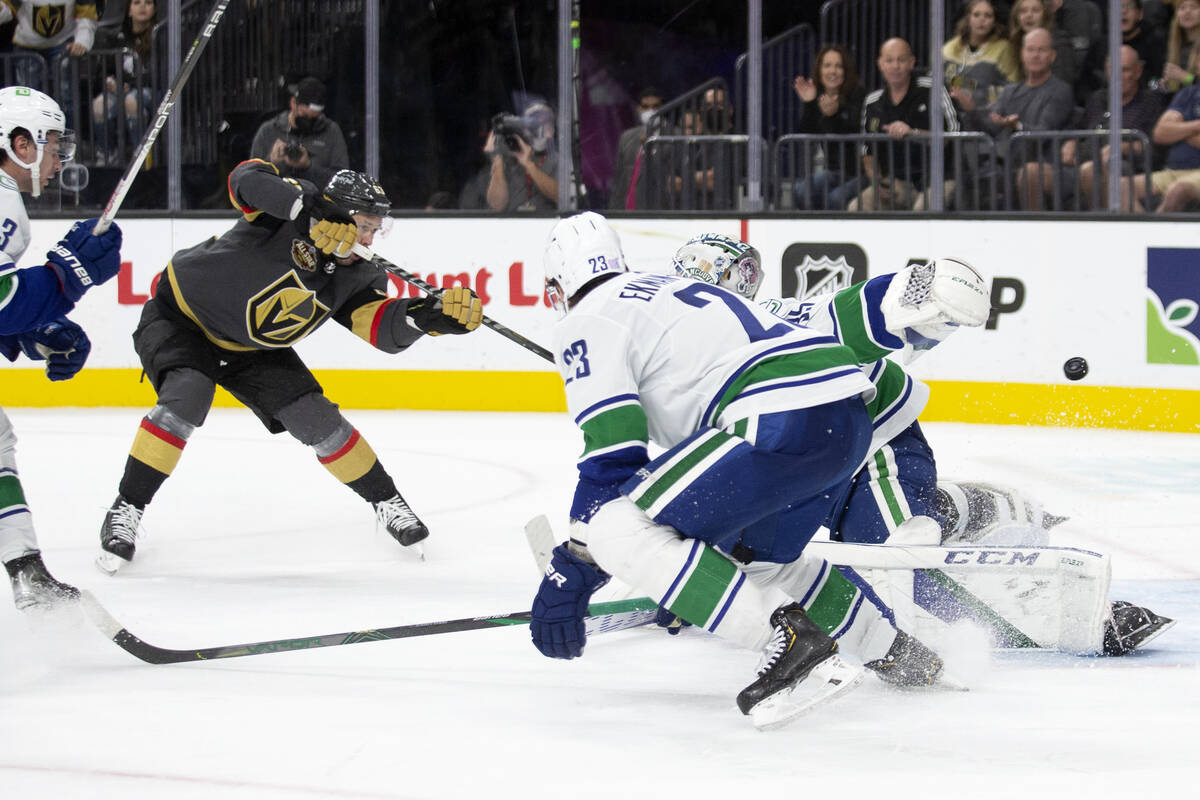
250;76;350;184
490;113;531;158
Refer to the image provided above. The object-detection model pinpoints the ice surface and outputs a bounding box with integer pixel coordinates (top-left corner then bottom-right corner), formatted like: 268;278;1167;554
1;409;1196;798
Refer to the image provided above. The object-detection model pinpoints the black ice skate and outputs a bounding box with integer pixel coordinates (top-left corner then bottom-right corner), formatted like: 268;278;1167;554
736;604;864;729
6;552;80;611
373;493;429;548
97;496;143;575
864;630;945;687
1102;600;1176;656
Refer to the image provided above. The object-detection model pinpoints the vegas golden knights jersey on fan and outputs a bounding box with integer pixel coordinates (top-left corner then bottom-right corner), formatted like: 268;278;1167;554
158;159;422;354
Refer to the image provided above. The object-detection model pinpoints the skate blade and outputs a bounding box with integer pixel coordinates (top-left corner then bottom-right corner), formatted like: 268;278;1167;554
94;551;128;576
404;542;426;562
1128;618;1177;651
749;654;865;731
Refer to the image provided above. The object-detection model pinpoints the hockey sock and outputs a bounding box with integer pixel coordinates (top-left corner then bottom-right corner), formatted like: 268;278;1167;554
0;467;37;564
118;408;194;508
314;426;397;503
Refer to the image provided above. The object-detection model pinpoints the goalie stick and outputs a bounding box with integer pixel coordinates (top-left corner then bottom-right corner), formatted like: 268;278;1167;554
80;590;656;665
351;243;555;363
94;0;232;234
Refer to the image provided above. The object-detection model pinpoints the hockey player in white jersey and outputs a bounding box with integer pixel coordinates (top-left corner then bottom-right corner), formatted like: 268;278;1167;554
674;232;1174;656
0;86;123;611
529;212;953;729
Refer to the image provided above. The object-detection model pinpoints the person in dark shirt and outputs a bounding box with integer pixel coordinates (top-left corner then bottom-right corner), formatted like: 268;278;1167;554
848;37;960;211
1123;0;1166;82
791;44;867;210
1123;82;1200;210
95;163;483;574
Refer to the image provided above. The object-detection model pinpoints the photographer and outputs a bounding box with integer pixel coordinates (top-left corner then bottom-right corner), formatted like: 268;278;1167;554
250;76;349;185
484;104;559;212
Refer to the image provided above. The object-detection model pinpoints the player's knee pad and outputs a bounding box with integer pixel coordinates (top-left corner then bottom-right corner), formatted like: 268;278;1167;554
588;497;686;585
155;367;215;428
0;407;17;461
276;392;346;448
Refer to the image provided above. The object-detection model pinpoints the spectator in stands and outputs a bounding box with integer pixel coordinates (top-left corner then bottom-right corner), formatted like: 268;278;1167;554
790;44;866;210
848;37;960;211
0;1;99;126
1067;46;1163;208
484;102;559;212
1124;0;1166;81
1162;0;1200;93
945;0;1020;132
985;27;1075;209
250;76;349;186
90;0;156;165
1009;0;1080;91
1121;78;1200;211
609;86;663;210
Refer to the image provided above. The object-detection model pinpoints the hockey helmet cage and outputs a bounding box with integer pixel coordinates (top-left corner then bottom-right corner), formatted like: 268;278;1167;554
0;86;74;197
544;212;627;314
322;169;391;217
672;233;763;300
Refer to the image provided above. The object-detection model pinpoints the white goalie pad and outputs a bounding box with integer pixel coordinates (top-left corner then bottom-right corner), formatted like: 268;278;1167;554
806;541;1113;654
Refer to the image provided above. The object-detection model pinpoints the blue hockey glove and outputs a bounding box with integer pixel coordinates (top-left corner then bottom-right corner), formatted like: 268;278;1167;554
654;607;693;636
530;544;610;659
19;317;91;381
46;219;123;303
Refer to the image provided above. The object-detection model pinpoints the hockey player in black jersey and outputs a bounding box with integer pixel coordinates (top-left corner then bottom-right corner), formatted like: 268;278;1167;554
96;161;483;574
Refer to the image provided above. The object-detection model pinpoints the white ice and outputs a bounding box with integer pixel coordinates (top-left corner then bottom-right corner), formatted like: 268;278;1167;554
1;408;1197;799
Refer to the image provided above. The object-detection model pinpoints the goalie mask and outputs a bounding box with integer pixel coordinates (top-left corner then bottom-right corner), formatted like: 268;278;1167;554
322;169;392;234
543;212;627;315
672;233;763;300
0;86;75;198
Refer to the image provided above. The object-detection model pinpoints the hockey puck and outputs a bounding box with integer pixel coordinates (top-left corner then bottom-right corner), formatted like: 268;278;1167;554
1063;357;1089;381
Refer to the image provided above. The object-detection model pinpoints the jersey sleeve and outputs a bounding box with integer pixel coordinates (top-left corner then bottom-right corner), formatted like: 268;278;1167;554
761;275;903;364
0;264;73;337
556;313;650;523
332;274;425;354
226;159;312;222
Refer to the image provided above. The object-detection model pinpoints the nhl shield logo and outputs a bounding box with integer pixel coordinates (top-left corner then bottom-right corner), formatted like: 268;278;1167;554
291;239;320;272
780;243;868;299
793;255;855;299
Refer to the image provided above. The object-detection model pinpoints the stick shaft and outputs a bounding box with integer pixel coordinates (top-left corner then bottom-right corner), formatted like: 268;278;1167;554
351;243;555;363
80;591;655;665
94;0;232;234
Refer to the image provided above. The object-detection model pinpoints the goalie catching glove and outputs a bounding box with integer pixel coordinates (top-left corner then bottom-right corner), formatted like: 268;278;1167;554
407;286;483;335
302;193;358;258
880;258;990;351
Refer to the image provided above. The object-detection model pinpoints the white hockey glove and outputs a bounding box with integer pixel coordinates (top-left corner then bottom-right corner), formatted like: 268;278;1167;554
880;258;990;355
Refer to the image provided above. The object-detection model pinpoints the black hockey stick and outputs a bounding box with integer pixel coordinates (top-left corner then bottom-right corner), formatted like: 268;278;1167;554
94;0;232;234
80;590;656;665
351;243;555;363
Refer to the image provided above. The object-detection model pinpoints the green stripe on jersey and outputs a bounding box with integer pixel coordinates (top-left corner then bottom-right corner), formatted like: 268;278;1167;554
633;430;731;511
870;448;906;524
580;403;648;457
0;474;27;508
832;283;892;363
804;566;860;634
0;273;15;306
710;346;859;424
667;544;739;626
864;360;909;423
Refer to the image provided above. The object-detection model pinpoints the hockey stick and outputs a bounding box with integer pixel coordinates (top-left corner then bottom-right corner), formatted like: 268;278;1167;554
93;0;232;234
79;590;655;665
351;243;555;363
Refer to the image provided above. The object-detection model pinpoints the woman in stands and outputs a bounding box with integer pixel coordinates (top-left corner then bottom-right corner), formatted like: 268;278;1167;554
944;0;1019;130
790;44;866;210
91;0;156;164
1008;0;1077;88
1163;0;1200;93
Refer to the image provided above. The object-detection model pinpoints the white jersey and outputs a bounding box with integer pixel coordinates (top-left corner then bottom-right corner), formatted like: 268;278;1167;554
4;1;99;51
0;172;32;315
554;272;875;453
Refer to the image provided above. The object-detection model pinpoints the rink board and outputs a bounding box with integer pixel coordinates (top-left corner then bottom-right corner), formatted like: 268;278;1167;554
2;216;1197;431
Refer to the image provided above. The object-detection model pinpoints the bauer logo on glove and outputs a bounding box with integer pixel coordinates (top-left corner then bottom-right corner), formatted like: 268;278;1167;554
406;286;484;336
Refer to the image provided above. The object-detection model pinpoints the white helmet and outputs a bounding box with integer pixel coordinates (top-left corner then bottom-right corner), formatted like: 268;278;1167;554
543;211;627;314
672;233;763;300
0;86;75;198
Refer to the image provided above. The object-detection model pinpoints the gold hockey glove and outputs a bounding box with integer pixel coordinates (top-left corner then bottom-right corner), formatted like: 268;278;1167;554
310;217;358;258
407;286;484;335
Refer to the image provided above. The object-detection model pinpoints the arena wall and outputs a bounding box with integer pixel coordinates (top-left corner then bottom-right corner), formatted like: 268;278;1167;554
3;216;1197;432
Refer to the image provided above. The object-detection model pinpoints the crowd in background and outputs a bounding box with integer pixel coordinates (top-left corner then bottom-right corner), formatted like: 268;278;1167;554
1;0;1197;213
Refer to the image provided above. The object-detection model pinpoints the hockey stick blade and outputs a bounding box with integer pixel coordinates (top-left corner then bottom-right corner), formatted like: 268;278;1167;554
351;243;554;363
80;591;656;665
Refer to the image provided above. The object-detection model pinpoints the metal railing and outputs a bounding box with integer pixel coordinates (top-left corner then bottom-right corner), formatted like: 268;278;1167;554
1003;130;1154;212
0;52;49;94
733;23;818;141
640;134;767;211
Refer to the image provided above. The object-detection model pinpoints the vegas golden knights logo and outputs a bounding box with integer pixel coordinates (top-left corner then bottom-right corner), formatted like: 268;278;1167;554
34;5;68;39
246;270;329;347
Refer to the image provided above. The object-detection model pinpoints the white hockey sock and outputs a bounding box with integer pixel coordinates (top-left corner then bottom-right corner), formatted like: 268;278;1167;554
588;498;783;651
